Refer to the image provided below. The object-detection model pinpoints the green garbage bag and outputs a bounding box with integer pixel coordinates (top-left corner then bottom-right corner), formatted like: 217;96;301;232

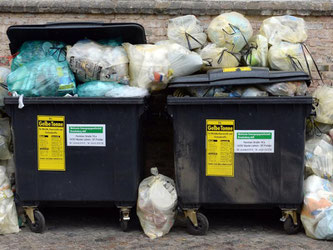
11;41;66;71
7;56;76;96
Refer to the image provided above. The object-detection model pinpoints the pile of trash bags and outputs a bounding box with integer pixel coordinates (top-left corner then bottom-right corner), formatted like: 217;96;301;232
302;85;333;240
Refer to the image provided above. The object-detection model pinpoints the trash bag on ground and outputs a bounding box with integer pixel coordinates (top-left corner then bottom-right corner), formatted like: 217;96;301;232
7;56;76;96
207;12;253;53
137;168;177;239
167;15;207;50
0;67;10;84
199;43;240;70
301;175;333;240
123;43;171;91
305;134;333;180
243;35;268;67
0;87;8;107
268;42;313;74
312;85;333;125
0;165;19;234
155;40;203;77
260;15;307;46
11;41;66;71
67;40;129;84
77;81;148;97
242;87;268;97
0;136;11;160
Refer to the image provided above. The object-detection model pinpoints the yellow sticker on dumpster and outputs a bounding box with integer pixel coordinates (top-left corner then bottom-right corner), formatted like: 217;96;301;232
206;119;234;177
37;115;65;171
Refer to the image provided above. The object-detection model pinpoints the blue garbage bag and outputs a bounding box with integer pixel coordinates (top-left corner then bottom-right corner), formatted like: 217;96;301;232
11;41;66;71
7;56;76;96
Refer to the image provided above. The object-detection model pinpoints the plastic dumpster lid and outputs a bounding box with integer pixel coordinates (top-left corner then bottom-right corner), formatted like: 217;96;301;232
7;22;147;54
168;67;311;88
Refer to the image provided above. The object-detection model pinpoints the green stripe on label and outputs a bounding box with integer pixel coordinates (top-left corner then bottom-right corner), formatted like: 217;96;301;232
237;132;272;139
69;127;103;133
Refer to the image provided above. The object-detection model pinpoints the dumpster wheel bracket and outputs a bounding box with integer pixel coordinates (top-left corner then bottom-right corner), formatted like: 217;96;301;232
24;206;37;224
184;209;198;227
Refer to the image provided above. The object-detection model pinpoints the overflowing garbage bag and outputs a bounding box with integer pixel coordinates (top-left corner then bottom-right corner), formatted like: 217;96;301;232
199;43;240;70
77;81;149;97
312;85;333;124
137;168;177;239
11;41;66;71
260;15;307;45
123;43;171;91
207;12;253;53
7;56;76;96
260;81;308;96
301;175;333;240
305;134;333;180
167;15;207;50
155;40;203;77
67;40;129;84
268;42;313;74
243;35;268;67
0;165;19;234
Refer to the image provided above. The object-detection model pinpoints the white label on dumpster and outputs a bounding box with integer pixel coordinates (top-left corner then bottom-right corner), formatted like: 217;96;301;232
67;124;106;147
234;130;274;153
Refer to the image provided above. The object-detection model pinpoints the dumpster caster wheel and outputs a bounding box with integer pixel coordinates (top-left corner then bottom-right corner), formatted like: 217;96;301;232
186;212;209;235
27;210;46;233
120;218;129;232
283;215;301;235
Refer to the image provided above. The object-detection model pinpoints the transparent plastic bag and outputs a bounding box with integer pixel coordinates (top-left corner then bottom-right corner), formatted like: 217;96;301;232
207;12;253;53
0;67;10;84
305;135;333;180
313;85;333;124
11;41;66;71
260;82;297;96
199;43;240;71
301;175;333;240
167;15;207;50
137;168;177;239
67;40;129;84
242;87;268;97
123;43;171;91
243;35;268;67
260;15;307;46
268;42;313;74
155;40;202;77
0;165;19;234
7;57;76;96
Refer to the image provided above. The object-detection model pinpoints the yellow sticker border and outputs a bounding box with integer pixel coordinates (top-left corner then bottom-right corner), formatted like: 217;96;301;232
206;119;235;177
37;115;66;171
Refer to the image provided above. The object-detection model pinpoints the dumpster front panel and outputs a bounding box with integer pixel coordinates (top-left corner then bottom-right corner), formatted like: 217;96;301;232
7;98;144;206
168;97;312;209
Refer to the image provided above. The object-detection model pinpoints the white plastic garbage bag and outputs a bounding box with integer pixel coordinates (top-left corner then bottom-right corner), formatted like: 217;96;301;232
243;35;268;67
67;40;129;83
301;175;333;240
0;165;19;234
260;15;307;45
0;67;10;84
305;135;333;180
312;85;333;125
199;43;240;70
268;42;313;74
123;43;171;91
167;15;207;50
207;12;253;53
155;40;203;77
137;168;177;239
242;87;268;97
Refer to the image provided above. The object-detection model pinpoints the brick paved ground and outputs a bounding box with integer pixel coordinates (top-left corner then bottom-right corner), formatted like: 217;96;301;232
1;207;332;249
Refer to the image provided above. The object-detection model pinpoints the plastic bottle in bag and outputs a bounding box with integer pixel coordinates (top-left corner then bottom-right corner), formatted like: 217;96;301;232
137;168;177;239
167;15;207;50
67;40;129;84
260;15;307;46
207;12;253;53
